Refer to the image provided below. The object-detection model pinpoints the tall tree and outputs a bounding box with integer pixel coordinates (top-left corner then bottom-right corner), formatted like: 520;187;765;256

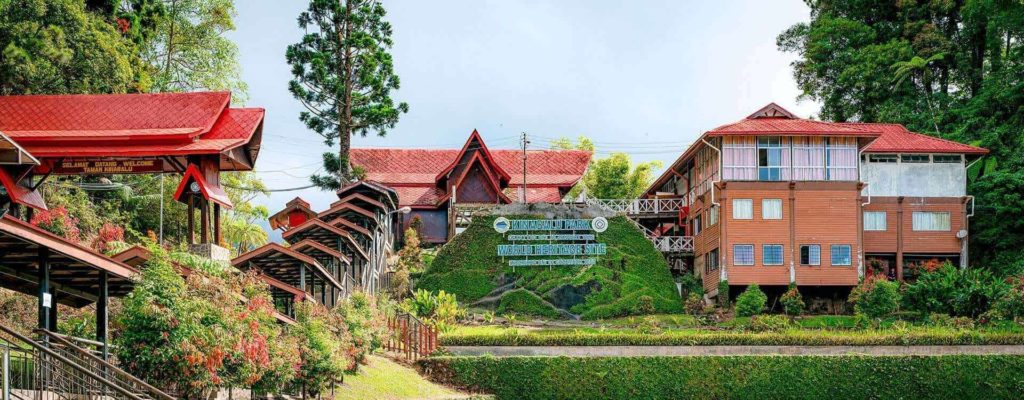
551;136;659;200
143;0;247;99
0;0;139;94
778;0;1024;269
286;0;408;190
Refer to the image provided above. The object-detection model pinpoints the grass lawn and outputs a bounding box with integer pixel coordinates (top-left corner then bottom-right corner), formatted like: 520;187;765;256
336;355;484;400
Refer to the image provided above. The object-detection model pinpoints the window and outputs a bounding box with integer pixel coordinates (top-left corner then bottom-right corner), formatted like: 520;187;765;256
826;138;859;180
733;245;754;266
864;211;887;231
762;199;783;220
901;154;930;163
732;199;753;219
868;154;898;163
792;137;825;180
933;154;962;163
800;245;821;266
693;214;702;235
763;245;784;265
831;245;852;266
705;248;719;273
707;206;719;226
757;137;785;181
912;212;951;231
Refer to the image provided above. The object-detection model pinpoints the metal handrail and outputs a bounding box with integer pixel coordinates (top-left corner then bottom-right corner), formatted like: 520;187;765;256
39;330;175;400
0;323;146;400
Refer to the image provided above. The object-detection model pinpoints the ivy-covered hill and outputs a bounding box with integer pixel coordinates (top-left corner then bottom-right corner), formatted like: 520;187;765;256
416;214;682;320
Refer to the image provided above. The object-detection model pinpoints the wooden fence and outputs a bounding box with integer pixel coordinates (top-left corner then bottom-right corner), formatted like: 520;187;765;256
385;312;438;361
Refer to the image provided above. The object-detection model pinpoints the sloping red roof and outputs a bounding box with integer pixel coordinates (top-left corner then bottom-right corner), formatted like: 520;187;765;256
707;117;879;136
350;132;591;207
841;123;988;155
0;92;264;165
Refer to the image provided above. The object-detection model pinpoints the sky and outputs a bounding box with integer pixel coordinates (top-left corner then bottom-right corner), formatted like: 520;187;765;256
225;0;819;238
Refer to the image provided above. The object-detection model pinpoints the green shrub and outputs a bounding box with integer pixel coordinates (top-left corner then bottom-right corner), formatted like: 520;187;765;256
496;289;562;319
679;273;704;298
684;293;704;316
849;277;900;320
735;284;767;317
634;295;656;314
400;289;465;332
780;284;805;316
903;264;1011;318
745;314;792;332
439;329;1024;347
927;313;976;330
420;355;1024;400
717;280;730;307
993;277;1024;320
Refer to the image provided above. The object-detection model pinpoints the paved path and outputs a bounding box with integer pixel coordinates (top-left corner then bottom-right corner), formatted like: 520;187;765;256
446;345;1024;357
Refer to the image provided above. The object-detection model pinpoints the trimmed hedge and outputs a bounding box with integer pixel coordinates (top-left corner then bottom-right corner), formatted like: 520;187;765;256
497;289;562;318
440;329;1024;346
419;215;682;319
420;355;1024;399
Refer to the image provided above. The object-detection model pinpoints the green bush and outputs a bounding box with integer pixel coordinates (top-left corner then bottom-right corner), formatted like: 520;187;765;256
849;277;901;320
679;273;704;298
745;314;792;332
780;284;805;316
420;215;682;318
993;277;1024;320
420;355;1024;400
496;289;562;319
717;280;729;307
400;289;465;332
903;263;1010;318
735;284;767;317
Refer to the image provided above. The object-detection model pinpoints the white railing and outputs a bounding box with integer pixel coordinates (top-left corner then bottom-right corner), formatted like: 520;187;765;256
583;198;687;215
651;236;694;253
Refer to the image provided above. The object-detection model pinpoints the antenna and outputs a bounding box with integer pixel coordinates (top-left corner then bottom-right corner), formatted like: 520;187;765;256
520;132;530;203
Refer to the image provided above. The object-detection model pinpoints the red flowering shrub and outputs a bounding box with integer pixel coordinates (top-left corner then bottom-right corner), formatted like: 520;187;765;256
92;223;125;253
30;206;80;242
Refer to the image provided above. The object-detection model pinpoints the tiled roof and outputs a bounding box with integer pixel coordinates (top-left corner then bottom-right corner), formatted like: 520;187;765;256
708;117;880;136
350;143;590;207
0;92;264;161
503;186;565;203
841;123;989;155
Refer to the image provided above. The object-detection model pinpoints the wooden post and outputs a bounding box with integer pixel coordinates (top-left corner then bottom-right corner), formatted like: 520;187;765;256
299;265;307;292
97;271;109;360
187;196;195;245
214;203;222;246
200;198;210;244
37;248;50;331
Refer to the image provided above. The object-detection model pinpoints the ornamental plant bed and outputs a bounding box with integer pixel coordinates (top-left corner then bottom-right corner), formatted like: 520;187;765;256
439;326;1024;346
419;355;1024;400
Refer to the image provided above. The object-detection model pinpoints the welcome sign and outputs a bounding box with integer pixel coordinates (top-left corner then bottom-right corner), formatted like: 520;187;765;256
494;217;608;268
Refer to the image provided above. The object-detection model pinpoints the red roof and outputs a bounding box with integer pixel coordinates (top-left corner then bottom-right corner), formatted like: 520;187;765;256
351;147;590;207
349;130;590;207
842;123;989;155
0;92;264;168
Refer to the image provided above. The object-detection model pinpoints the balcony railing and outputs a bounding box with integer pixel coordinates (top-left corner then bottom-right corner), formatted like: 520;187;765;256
582;198;687;215
651;236;694;253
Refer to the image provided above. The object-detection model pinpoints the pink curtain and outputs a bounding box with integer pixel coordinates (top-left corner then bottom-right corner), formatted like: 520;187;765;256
792;137;825;180
826;137;858;181
722;136;756;180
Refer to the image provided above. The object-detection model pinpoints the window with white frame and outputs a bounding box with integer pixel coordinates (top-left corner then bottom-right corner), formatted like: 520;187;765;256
800;245;820;266
864;211;887;231
763;245;784;265
762;199;783;220
912;212;951;231
732;199;753;220
792;137;825;180
830;245;852;266
733;244;754;266
932;154;962;163
825;137;859;180
722;137;757;180
707;205;719;226
757;137;786;181
693;214;702;235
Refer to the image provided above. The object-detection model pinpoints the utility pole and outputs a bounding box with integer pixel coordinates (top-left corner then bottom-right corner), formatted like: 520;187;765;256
520;132;530;203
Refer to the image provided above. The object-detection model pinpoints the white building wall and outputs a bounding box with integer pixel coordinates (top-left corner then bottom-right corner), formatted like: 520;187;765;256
861;155;966;197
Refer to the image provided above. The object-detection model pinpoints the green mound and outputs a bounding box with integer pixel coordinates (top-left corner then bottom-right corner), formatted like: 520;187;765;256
496;289;562;318
417;215;682;319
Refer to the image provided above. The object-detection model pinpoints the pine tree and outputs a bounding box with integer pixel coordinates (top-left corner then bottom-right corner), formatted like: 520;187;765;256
286;0;408;189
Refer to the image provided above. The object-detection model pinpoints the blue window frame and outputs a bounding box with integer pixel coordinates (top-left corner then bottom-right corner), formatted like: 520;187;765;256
733;245;754;266
758;137;785;181
763;245;784;265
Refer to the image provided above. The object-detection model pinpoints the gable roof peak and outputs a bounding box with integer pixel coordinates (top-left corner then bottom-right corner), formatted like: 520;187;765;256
747;102;797;119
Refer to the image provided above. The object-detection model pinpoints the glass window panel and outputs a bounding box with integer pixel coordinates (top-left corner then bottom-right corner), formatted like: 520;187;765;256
763;245;784;265
800;245;821;266
733;245;754;266
831;245;852;266
864;211;887;231
762;199;783;220
912;212;951;231
932;155;962;163
732;199;753;219
901;154;930;163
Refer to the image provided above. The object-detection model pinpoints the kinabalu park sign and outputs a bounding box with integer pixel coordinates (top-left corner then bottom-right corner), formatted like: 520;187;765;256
494;217;608;268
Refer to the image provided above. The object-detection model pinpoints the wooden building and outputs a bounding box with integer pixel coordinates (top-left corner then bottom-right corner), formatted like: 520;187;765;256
643;103;987;297
348;130;592;243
